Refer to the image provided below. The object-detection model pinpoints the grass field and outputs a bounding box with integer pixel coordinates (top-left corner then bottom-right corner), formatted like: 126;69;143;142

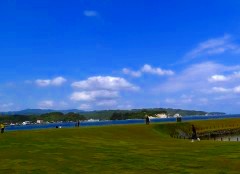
0;119;240;174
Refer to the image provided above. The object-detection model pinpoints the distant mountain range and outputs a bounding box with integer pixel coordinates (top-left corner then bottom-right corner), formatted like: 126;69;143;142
0;109;86;116
0;108;226;118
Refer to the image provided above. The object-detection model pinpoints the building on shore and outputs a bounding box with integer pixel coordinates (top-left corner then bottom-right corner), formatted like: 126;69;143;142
155;113;168;118
22;121;31;125
173;113;181;118
37;120;44;124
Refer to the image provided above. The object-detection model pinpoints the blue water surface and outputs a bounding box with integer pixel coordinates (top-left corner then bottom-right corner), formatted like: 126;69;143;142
5;114;240;132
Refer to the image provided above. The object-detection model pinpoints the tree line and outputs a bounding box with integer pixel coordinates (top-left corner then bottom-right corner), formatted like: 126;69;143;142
0;108;221;123
0;112;86;124
110;110;168;120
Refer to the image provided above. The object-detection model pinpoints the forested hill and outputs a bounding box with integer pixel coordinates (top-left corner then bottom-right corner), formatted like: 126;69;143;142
0;108;225;120
0;109;85;116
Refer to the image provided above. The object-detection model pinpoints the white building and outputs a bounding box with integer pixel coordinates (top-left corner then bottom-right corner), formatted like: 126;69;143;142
22;121;31;125
37;120;44;124
155;113;168;118
173;113;182;118
148;113;168;119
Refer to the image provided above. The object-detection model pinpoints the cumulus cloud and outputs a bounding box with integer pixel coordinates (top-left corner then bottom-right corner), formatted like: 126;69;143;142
72;76;139;91
123;64;174;77
38;100;54;109
185;34;240;60
155;61;240;112
122;68;142;77
36;76;67;87
233;86;240;93
70;76;139;109
208;70;240;83
211;86;240;94
83;10;98;17
208;75;229;82
141;64;174;76
51;77;67;86
157;62;228;93
70;90;119;101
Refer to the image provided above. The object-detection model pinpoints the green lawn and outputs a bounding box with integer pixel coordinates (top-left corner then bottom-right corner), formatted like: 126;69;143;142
0;120;240;174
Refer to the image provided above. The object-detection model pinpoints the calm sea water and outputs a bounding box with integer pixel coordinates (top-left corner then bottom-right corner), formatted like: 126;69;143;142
5;114;240;132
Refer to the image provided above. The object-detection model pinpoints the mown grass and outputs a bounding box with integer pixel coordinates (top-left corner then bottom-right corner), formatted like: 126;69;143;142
0;119;240;174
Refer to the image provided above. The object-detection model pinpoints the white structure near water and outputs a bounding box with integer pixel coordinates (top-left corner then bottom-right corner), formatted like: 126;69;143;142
148;113;168;119
37;120;44;124
155;113;168;118
173;113;182;118
22;121;31;125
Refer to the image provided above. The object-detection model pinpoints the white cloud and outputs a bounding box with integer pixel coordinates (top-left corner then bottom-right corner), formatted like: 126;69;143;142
38;100;54;109
211;86;240;94
71;92;94;101
36;76;67;87
122;68;142;77
71;76;138;109
1;103;14;107
212;87;230;93
36;80;51;87
51;77;67;86
123;64;174;77
83;10;98;17
70;90;119;102
155;61;240;111
208;75;229;82
185;34;240;60
233;71;240;78
208;71;240;83
72;76;139;91
141;64;174;76
233;86;240;93
157;62;227;93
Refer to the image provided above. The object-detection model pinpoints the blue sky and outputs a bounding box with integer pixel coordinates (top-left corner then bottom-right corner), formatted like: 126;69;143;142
1;0;240;113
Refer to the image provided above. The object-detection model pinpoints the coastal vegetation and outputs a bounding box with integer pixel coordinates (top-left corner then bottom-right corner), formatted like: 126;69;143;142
0;108;225;123
0;112;86;124
109;109;167;120
0;119;240;173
